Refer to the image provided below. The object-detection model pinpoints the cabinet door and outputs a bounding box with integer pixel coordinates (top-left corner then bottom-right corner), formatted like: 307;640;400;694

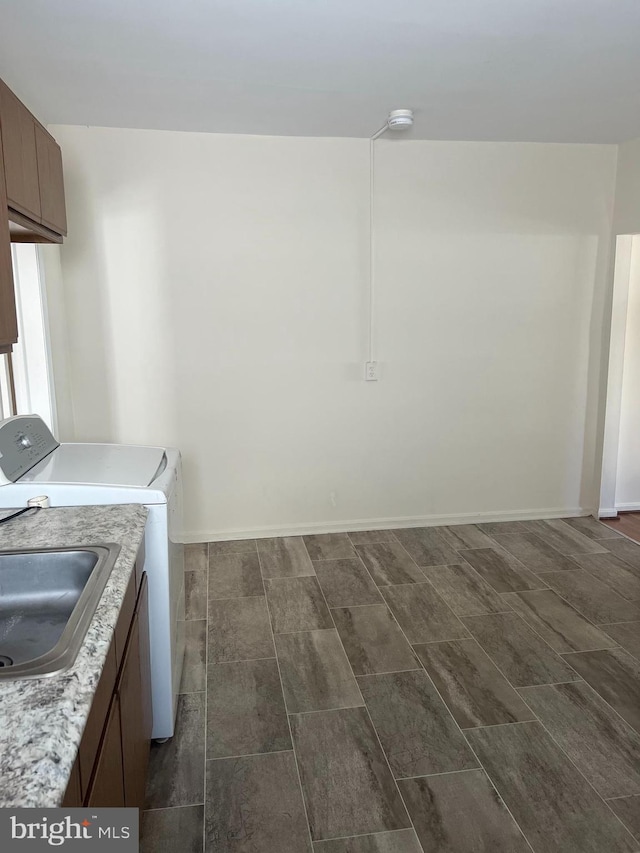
0;120;17;348
35;125;67;235
86;695;125;808
62;757;82;807
118;574;152;809
78;639;118;800
0;80;41;221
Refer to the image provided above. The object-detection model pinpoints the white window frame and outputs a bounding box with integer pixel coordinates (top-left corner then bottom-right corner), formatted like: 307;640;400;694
0;244;57;430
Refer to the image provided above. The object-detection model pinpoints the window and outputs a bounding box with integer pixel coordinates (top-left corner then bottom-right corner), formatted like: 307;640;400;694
0;244;56;428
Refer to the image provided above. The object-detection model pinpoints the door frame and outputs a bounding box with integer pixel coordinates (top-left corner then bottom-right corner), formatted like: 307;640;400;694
599;233;637;516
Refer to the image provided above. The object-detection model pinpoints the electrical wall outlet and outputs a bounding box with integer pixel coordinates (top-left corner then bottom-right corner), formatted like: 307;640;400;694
365;361;378;381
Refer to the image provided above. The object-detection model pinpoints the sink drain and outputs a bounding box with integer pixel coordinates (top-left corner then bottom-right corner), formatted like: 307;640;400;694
0;655;13;667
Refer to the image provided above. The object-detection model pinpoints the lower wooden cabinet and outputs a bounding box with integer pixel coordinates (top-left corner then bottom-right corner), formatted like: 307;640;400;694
87;696;126;808
63;549;152;810
118;574;152;808
61;757;82;808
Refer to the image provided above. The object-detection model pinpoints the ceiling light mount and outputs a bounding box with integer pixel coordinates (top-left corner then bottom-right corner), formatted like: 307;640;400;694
370;108;414;140
386;109;414;131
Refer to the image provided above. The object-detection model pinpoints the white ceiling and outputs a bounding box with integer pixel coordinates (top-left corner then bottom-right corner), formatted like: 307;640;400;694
1;0;639;143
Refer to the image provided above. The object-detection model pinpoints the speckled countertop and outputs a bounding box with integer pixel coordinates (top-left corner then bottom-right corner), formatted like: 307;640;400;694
0;504;148;808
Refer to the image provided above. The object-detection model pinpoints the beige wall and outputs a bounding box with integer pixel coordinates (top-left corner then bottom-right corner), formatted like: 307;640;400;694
613;137;640;234
49;126;616;539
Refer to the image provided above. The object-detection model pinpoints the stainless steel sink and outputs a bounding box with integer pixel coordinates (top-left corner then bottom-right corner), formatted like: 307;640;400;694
0;544;120;679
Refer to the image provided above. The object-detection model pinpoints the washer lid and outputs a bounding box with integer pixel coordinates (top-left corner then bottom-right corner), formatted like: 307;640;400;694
20;443;166;487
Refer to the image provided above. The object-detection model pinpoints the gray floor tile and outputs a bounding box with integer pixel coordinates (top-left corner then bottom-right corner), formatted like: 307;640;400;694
500;589;617;653
141;805;204;853
185;570;208;620
206;658;290;759
459;547;546;592
414;638;535;728
313;830;422;853
357;670;478;778
208;597;274;663
421;562;512;616
314;559;383;607
398;769;531;853
563;516;623;540
476;521;526;534
536;569;640;623
275;629;363;713
602;622;640;660
290;707;411;840
185;543;208;573
607;796;640;843
602;537;640;572
208;552;264;599
355;543;425;586
146;693;205;808
561;647;640;733
181;619;206;693
466;721;637;853
303;533;356;561
392;527;459;567
518;681;640;798
257;536;315;578
264;576;333;633
462;612;581;687
523;519;608;555
332;605;420;675
205;751;311;853
347;530;398;545
380;583;470;643
436;524;495;549
209;539;257;555
573;552;640;601
491;530;581;573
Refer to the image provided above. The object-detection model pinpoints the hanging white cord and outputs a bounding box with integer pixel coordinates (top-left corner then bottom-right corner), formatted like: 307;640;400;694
368;135;375;363
368;124;387;363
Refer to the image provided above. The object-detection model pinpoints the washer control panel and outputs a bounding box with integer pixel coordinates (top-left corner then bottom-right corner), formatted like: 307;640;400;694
0;415;59;484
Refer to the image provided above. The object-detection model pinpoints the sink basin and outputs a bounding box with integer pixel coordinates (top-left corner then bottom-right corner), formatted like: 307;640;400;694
0;544;120;679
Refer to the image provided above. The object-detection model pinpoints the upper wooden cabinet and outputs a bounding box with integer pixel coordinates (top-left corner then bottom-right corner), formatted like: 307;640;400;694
35;124;67;235
0;80;41;223
0;76;68;349
0;77;67;241
0;122;18;350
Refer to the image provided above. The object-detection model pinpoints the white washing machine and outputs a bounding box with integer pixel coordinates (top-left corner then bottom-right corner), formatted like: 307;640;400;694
0;414;185;740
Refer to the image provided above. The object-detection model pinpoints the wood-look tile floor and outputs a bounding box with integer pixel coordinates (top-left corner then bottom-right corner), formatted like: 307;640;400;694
141;518;640;853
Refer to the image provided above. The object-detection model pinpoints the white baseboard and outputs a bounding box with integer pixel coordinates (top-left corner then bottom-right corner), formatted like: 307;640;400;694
615;502;640;512
598;508;619;518
182;506;592;544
